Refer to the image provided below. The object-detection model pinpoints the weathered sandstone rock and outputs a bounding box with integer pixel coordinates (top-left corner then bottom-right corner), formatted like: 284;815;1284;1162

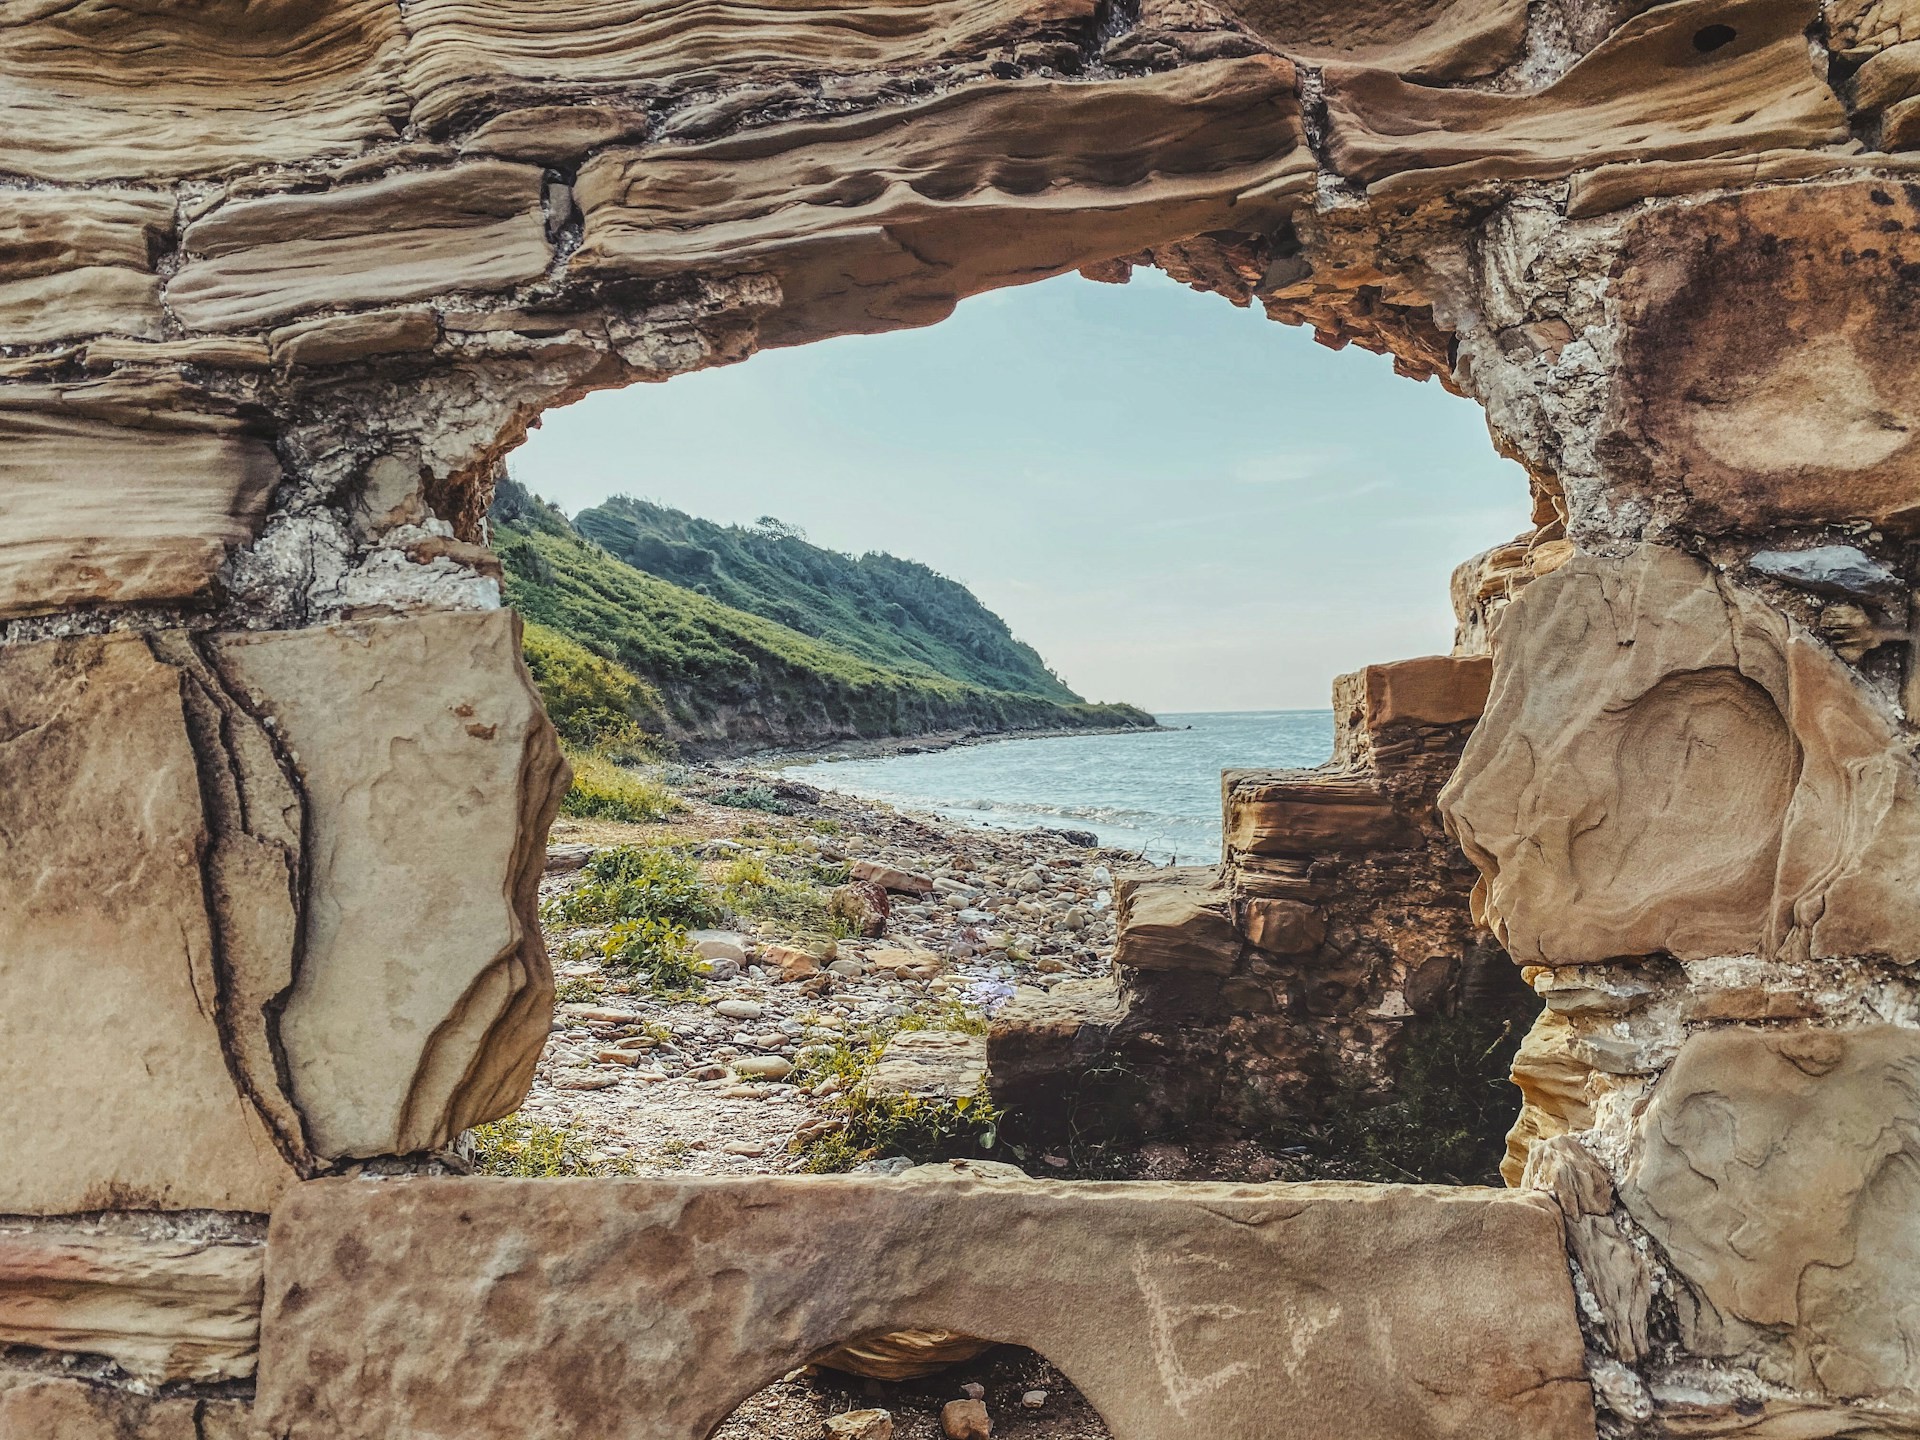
1501;1010;1596;1186
170;162;552;332
572;58;1312;347
1325;0;1849;199
0;611;563;1211
1442;546;1920;967
1223;773;1416;856
1112;869;1241;973
0;634;299;1214
0;1369;209;1440
1608;179;1920;532
256;1175;1594;1440
1620;1026;1920;1405
401;0;1100;134
0;190;174;345
0;1231;262;1383
0;0;405;183
209;611;566;1158
0;376;281;619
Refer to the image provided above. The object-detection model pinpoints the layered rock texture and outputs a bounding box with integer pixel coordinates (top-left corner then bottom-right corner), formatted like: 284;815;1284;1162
991;653;1533;1143
11;0;1920;1435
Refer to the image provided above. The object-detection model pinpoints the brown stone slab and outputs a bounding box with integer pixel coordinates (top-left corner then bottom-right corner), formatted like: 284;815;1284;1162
1224;773;1416;857
1441;546;1920;967
209;610;567;1159
257;1174;1593;1440
0;634;298;1214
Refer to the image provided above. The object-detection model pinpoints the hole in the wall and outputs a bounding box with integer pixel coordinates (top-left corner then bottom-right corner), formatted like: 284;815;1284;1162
493;266;1542;1192
713;1344;1114;1440
1691;22;1738;52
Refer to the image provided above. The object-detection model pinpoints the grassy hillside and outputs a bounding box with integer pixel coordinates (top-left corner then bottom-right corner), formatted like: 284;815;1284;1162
573;495;1080;702
491;480;1153;756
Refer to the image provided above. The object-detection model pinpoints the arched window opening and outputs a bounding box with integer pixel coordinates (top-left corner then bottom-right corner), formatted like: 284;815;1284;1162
716;1345;1114;1440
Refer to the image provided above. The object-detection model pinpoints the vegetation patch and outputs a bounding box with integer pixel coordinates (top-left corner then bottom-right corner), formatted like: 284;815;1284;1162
545;843;723;929
790;1007;1001;1172
559;748;682;824
467;1116;633;1178
491;477;1154;752
600;917;710;997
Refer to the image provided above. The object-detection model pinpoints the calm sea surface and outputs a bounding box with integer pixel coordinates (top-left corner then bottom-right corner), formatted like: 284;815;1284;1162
800;710;1334;865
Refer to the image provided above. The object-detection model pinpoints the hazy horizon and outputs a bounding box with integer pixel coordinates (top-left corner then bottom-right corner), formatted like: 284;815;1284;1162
510;268;1527;712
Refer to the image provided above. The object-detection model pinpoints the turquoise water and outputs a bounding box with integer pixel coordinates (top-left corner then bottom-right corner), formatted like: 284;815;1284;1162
801;710;1335;864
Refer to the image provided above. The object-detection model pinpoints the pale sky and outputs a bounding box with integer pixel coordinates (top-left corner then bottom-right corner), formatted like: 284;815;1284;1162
509;268;1529;713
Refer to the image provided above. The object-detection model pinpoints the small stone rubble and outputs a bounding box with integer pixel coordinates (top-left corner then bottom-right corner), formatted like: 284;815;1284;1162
517;768;1125;1180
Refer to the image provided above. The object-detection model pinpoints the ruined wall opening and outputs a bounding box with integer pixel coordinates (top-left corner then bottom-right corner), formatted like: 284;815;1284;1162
714;1340;1115;1440
20;0;1920;1429
484;260;1548;1196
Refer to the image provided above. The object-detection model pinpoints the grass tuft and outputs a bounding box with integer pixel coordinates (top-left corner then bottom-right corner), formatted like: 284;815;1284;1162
467;1116;634;1177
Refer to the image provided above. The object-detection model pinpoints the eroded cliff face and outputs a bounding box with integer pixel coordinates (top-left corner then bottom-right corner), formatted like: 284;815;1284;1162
7;0;1920;1435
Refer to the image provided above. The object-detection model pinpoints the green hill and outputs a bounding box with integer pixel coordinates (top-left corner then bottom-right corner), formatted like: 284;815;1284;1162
573;495;1078;701
490;479;1153;757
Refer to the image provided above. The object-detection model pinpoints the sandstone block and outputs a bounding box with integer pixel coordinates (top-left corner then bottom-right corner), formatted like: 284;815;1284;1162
1113;868;1241;973
1239;897;1327;955
170;162;552;332
1610;178;1920;531
0;1370;204;1440
0;634;299;1214
0;375;281;618
850;859;935;895
256;1175;1593;1440
0;1231;262;1383
0;189;174;345
1224;773;1415;857
941;1399;991;1439
0;610;564;1210
1621;1025;1920;1403
1337;654;1492;735
1442;546;1920;968
209;610;567;1158
268;307;443;369
826;1409;894;1440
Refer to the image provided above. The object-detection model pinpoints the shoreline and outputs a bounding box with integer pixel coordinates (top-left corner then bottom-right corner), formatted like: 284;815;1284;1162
742;720;1172;769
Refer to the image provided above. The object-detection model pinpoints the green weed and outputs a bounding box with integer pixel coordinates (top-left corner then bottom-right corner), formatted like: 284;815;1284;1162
601;918;709;997
712;783;790;814
545;843;722;929
467;1116;634;1178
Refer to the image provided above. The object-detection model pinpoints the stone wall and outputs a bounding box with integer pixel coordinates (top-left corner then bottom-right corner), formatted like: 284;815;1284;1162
8;0;1920;1434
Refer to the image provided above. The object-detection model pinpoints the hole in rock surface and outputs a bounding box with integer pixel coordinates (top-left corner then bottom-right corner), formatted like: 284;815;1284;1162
1692;22;1738;51
713;1346;1112;1440
490;267;1536;1194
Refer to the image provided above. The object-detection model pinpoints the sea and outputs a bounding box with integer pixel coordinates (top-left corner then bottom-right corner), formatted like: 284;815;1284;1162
799;710;1335;865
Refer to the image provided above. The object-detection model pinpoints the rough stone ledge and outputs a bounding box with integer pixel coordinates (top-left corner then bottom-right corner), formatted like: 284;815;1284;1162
257;1173;1594;1440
